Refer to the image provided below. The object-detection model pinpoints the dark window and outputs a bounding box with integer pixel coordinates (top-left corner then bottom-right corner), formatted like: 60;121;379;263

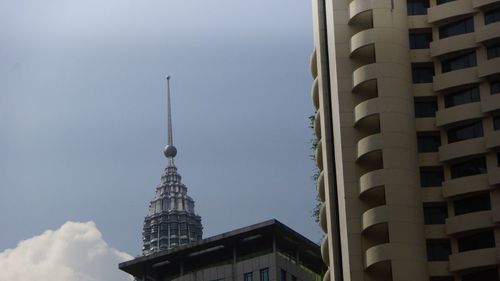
424;203;448;224
485;7;500;25
436;0;456;4
447;121;483;143
458;230;495;252
244;272;253;281
450;157;487;179
491;81;500;95
441;51;477;73
487;44;500;59
409;29;432;49
495;115;500;130
463;268;499;281
291;276;297;281
497;152;500;166
439;17;474;38
408;0;429;15
415;97;437;117
418;134;441;152
280;269;287;281
444;86;480;107
426;239;451;261
420;167;444;187
454;193;491;215
260;268;269;281
412;63;435;83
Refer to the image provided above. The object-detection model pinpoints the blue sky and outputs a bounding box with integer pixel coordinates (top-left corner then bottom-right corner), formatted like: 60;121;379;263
0;0;321;258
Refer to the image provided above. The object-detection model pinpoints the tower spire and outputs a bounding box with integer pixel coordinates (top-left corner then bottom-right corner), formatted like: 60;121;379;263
163;75;177;164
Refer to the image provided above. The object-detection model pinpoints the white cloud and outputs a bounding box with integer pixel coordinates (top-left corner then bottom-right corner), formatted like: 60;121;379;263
0;221;134;281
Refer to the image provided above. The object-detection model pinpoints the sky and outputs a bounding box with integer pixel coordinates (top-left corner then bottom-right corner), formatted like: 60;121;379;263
0;0;320;279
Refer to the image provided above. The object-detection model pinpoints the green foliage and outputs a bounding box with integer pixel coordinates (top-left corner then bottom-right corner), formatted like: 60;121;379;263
308;114;322;224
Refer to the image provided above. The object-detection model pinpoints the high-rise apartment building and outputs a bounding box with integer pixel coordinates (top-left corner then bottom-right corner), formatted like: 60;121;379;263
310;0;500;280
142;77;203;255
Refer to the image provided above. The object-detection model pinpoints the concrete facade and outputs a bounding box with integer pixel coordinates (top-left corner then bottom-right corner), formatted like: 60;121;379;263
310;0;500;280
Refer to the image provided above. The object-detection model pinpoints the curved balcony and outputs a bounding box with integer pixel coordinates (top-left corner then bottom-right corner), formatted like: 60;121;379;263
449;248;497;272
311;78;319;110
321;235;329;264
427;0;474;23
357;133;382;160
354;97;379;125
323;269;331;281
476;21;500;43
473;0;499;8
316;139;323;170
442;174;490;198
478;57;500;78
364;243;392;269
481;93;500;113
486;130;500;149
317;171;325;201
348;0;381;25
311;49;317;78
353;63;378;92
435;102;482;127
362;205;388;232
489;167;500;186
359;169;385;196
429;32;476;57
314;111;321;138
320;203;328;233
350;29;375;59
445;210;493;235
438;137;486;162
433;67;479;92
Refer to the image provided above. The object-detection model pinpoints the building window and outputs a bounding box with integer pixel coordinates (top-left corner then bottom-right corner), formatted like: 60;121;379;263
458;230;495;252
244;272;253;281
280;269;287;281
463;268;499;281
436;0;456;4
447;121;483;143
487;44;500;59
291;275;297;281
414;97;437;117
485;7;500;25
497;152;500;166
454;193;491;215
260;268;269;281
412;63;435;83
407;0;429;15
423;203;448;224
495;115;500;130
426;239;451;261
420;167;444;187
444;86;480;108
439;17;474;39
491;81;500;95
441;51;477;73
418;134;441;152
450;157;487;179
409;29;432;49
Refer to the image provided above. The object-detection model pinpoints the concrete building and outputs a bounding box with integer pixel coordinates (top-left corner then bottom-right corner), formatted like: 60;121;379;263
142;77;203;255
310;0;500;281
120;219;325;281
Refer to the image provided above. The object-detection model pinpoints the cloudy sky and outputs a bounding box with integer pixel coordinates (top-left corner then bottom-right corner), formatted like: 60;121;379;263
0;0;319;280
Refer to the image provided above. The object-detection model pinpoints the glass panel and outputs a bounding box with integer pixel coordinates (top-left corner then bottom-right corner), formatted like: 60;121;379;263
426;239;451;261
260;268;269;281
244;273;253;281
491;81;500;95
454;193;491;215
280;269;287;281
439;17;474;38
420;167;444;187
412;63;435;83
409;29;432;49
407;0;429;15
444;86;480;107
487;44;500;59
414;97;437;117
424;204;448;224
485;7;500;25
447;121;483;143
450;157;487;178
458;230;495;252
441;52;477;73
418;134;441;152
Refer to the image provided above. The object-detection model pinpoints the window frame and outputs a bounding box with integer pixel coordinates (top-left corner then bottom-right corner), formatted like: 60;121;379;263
444;86;480;108
439;17;474;39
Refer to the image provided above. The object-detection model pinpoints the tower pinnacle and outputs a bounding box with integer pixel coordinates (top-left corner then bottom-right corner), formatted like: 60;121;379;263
164;75;177;160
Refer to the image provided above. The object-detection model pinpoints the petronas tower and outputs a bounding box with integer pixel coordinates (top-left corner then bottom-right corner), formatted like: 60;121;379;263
142;76;203;255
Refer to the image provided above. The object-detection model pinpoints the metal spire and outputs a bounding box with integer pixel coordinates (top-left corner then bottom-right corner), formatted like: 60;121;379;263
163;76;177;162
